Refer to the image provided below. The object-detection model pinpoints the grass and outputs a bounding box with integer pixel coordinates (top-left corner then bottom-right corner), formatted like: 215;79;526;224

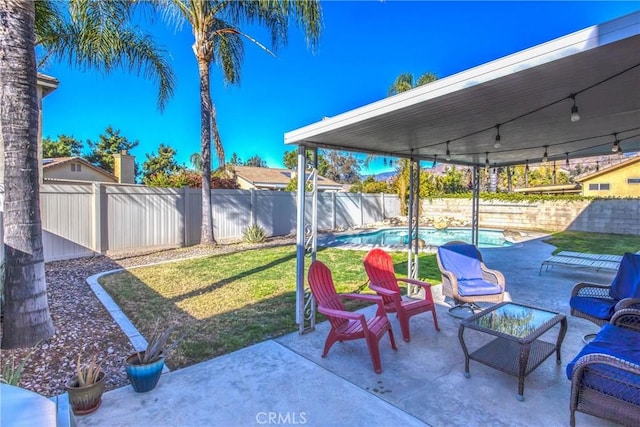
543;230;640;255
100;245;440;369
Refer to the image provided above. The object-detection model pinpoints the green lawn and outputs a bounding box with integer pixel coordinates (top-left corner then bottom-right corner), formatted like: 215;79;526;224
100;246;440;369
101;230;638;370
543;231;640;255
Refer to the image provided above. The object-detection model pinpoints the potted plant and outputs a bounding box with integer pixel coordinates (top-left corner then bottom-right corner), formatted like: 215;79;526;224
125;320;184;393
64;354;105;415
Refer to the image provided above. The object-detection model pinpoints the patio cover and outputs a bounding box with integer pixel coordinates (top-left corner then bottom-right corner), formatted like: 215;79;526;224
285;12;640;332
285;12;640;166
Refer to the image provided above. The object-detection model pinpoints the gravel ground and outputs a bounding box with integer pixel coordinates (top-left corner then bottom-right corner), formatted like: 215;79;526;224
0;237;296;397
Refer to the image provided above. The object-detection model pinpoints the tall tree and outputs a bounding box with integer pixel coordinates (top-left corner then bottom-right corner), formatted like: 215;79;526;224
322;150;363;184
189;152;203;171
42;134;83;158
86;126;138;173
388;71;438;210
244;155;267;168
388;71;437;96
141;143;183;184
282;148;329;177
1;0;56;348
164;0;322;245
228;152;242;166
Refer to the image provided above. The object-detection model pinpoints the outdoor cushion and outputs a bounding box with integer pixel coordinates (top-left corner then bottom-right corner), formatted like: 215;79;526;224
569;296;617;321
566;323;640;405
609;253;640;301
437;245;483;281
457;278;503;296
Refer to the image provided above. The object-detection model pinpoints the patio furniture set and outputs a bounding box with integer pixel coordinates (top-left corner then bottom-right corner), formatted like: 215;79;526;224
307;244;640;425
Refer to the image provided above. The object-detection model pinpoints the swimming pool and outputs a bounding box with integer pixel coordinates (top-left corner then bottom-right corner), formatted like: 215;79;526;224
330;227;512;249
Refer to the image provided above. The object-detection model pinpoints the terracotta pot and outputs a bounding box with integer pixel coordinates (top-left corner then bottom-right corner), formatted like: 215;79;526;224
125;352;165;393
64;372;106;415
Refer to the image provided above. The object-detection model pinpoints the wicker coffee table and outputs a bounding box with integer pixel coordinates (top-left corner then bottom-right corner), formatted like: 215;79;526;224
458;301;567;401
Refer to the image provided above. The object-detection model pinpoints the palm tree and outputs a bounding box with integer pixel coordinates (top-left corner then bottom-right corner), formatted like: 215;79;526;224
388;71;437;96
34;0;175;110
387;71;438;213
0;0;175;348
163;0;322;245
1;0;56;348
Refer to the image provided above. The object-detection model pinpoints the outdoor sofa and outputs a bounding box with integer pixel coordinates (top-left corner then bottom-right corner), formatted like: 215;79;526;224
567;308;640;426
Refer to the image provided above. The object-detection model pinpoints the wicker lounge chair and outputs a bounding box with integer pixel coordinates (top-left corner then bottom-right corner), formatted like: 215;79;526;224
570;253;640;327
567;308;640;426
436;241;506;317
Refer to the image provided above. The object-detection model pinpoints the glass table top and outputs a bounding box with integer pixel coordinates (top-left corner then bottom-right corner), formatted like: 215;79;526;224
466;302;558;338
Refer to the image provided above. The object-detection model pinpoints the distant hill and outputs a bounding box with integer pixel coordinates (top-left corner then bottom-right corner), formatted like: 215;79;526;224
373;171;396;182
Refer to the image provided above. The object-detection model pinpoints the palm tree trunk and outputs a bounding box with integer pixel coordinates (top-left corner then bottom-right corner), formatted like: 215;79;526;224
198;58;215;245
211;110;225;169
1;0;55;348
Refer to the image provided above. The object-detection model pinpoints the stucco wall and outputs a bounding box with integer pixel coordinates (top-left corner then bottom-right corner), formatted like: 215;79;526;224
581;160;640;197
44;162;116;183
421;198;640;236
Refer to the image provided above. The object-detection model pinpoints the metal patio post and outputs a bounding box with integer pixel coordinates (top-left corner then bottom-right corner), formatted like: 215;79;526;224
407;158;420;296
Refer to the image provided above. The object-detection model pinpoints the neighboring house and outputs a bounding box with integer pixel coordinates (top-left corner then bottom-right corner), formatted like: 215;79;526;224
232;165;343;192
43;151;135;184
574;155;640;197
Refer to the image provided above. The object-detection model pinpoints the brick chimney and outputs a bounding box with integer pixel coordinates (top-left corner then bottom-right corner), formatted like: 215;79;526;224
113;150;135;184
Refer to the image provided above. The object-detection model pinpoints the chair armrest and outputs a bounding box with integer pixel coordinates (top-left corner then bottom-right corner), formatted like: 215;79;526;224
571;352;640;383
615;298;640;311
610;308;640;331
340;293;386;315
440;269;460;295
480;264;505;289
368;284;399;298
340;293;383;303
317;305;363;321
396;277;432;289
570;282;611;298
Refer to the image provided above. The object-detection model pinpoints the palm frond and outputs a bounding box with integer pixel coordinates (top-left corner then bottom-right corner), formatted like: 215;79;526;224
35;0;175;111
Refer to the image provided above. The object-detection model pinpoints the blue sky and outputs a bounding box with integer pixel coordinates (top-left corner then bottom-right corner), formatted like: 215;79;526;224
40;1;639;176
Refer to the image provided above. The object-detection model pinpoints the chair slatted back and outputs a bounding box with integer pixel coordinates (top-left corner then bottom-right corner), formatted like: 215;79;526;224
363;249;401;305
308;261;348;329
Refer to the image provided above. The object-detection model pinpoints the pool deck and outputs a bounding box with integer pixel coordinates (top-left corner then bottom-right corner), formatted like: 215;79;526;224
77;234;621;427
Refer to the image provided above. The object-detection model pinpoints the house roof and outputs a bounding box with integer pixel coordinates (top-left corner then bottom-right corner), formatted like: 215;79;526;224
285;12;640;168
574;154;640;182
513;183;582;194
232;166;343;189
43;157;117;182
37;72;59;97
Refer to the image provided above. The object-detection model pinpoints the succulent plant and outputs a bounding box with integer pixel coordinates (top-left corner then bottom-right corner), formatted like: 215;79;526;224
133;319;185;365
75;354;104;387
243;224;267;243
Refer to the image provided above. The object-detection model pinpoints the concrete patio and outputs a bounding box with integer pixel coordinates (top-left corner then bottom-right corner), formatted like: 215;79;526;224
79;236;621;427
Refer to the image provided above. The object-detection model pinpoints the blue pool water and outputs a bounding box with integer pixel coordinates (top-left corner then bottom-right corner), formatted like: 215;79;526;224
333;228;512;248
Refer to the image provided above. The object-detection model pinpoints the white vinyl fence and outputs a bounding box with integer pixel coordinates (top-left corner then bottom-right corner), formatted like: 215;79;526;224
0;184;400;262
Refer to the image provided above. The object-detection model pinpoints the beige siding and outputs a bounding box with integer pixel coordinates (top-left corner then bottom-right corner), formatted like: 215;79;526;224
44;162;116;183
581;161;640;197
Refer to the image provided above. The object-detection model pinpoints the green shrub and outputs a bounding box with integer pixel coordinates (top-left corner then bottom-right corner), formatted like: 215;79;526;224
243;224;267;243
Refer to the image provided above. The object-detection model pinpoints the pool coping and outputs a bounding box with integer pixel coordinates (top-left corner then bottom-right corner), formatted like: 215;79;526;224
319;226;535;252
